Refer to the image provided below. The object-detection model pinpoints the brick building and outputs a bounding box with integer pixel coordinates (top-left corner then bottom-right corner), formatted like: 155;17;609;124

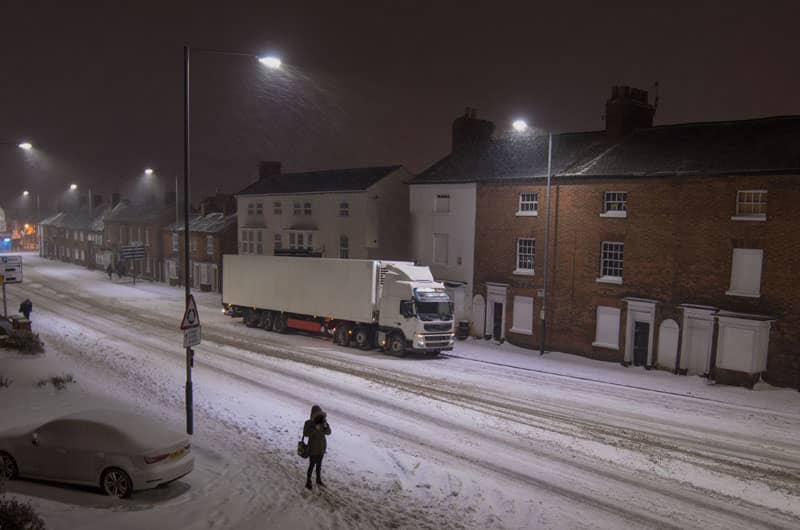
162;211;237;292
39;201;110;268
413;87;800;388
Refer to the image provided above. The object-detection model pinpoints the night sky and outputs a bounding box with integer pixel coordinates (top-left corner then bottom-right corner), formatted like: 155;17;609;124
2;1;798;214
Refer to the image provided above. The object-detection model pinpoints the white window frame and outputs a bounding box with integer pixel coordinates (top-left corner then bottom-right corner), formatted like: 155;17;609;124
339;235;349;258
433;233;448;265
247;202;254;215
726;248;763;298
514;238;535;275
339;202;349;217
303;202;312;216
510;296;534;335
255;202;263;215
593;306;621;349
273;201;282;215
516;192;538;216
600;191;627;218
597;241;624;284
434;194;451;214
206;235;214;256
144;228;150;247
172;232;179;252
293;202;301;215
732;190;767;221
274;233;282;250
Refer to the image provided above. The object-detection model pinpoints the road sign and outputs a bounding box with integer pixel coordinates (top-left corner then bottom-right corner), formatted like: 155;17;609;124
183;326;201;348
119;245;146;260
180;294;201;329
1;255;23;284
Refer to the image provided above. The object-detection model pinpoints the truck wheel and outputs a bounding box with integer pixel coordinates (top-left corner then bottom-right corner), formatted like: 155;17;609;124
261;311;274;331
336;326;351;346
272;313;287;333
244;309;258;328
389;334;406;357
354;328;372;350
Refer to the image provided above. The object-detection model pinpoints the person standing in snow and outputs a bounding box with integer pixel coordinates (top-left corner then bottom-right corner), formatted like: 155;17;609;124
303;404;331;490
106;262;113;280
19;298;32;320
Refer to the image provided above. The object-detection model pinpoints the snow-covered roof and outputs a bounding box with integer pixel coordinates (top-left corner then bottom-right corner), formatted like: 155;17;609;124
39;204;110;231
165;212;236;233
237;165;403;195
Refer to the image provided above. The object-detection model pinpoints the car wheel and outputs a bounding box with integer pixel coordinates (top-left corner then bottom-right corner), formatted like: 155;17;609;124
0;451;18;479
101;467;133;498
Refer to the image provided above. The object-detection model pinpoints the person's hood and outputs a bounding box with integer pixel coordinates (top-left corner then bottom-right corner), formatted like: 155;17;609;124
310;405;326;421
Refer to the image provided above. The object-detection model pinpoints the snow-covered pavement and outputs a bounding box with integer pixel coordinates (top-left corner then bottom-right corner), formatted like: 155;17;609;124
1;254;799;529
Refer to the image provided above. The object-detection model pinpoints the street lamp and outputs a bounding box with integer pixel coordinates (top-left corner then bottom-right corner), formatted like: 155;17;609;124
69;183;78;191
512;119;552;356
18;142;33;150
144;168;154;176
183;46;282;435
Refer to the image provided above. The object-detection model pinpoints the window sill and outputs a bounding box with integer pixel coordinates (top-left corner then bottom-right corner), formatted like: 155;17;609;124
515;211;538;217
596;276;623;285
513;269;535;276
600;211;627;218
731;215;766;222
725;289;761;299
510;327;533;335
592;341;619;350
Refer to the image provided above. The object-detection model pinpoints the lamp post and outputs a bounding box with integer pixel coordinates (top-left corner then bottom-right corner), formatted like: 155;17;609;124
183;46;281;435
512;120;552;356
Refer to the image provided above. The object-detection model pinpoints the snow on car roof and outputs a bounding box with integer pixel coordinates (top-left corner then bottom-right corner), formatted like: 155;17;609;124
58;410;187;451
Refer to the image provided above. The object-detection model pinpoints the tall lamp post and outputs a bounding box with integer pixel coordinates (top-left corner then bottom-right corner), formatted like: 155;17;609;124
512;120;552;356
183;46;281;435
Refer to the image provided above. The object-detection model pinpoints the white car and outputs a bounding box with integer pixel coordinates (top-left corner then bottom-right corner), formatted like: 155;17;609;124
0;410;194;498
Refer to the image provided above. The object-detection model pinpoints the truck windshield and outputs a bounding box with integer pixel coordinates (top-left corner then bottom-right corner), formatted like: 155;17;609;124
413;288;453;321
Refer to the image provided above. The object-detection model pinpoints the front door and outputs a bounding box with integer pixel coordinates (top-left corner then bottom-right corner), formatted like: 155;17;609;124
633;322;649;366
493;302;503;338
686;320;712;375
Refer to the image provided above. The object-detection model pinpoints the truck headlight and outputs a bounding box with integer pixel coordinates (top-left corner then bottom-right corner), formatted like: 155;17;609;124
414;333;425;348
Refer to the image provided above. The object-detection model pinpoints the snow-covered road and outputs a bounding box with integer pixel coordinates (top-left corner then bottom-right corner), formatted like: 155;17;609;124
2;254;799;529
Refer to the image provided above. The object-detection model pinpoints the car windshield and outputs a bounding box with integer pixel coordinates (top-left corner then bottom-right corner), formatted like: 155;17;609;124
413;288;453;321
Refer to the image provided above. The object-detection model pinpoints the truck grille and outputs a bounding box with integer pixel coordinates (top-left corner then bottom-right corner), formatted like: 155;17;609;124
424;323;452;332
423;334;453;348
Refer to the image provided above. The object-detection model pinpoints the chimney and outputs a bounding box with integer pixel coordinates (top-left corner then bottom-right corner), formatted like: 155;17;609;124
452;107;495;152
258;161;282;181
112;193;120;207
605;85;655;138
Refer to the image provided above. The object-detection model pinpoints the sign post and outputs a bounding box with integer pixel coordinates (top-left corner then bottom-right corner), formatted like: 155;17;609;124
180;294;201;434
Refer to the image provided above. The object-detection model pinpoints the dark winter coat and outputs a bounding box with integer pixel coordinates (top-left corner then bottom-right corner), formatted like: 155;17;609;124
303;405;331;456
19;299;32;318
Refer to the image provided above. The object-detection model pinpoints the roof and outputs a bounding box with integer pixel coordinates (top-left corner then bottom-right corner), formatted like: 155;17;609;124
237;165;403;195
414;115;800;184
165;212;237;233
39;204;110;231
567;116;800;177
413;132;608;183
103;200;176;224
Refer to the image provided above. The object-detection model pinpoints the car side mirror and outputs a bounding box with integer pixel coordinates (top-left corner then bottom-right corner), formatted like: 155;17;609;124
31;432;39;446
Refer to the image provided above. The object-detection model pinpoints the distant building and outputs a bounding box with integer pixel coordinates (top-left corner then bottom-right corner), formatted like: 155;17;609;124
235;162;412;260
412;87;800;389
39;200;110;267
162;210;237;292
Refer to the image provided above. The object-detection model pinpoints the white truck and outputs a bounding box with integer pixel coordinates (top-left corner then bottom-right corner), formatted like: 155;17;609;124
222;255;454;355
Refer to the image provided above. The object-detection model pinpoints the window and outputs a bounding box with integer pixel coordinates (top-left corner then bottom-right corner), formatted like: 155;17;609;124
190;238;198;252
293;202;301;215
274;234;282;250
144;229;150;247
433;233;448;265
339;202;349;217
511;296;534;335
517;192;538;215
599;241;624;283
339;235;349;258
593;306;621;349
79;231;84;242
172;232;179;252
248;202;254;215
734;190;767;220
256;202;263;215
285;231;315;251
119;226;124;243
297;233;304;248
434;194;450;214
515;238;535;274
273;201;282;215
727;248;763;297
206;235;214;256
240;229;264;254
304;202;312;215
601;191;627;217
256;231;263;254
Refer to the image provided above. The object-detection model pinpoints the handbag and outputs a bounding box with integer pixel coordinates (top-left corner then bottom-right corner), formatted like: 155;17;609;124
297;437;309;459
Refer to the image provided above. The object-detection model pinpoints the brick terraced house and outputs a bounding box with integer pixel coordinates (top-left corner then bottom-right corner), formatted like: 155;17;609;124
412;86;800;389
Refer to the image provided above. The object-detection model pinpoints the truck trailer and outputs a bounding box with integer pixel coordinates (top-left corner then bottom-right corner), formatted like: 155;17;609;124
222;255;454;355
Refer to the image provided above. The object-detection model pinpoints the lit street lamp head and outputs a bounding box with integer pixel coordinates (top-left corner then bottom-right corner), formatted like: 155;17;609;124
69;183;78;191
258;55;282;69
145;168;154;175
512;119;529;133
18;142;33;150
23;190;30;197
